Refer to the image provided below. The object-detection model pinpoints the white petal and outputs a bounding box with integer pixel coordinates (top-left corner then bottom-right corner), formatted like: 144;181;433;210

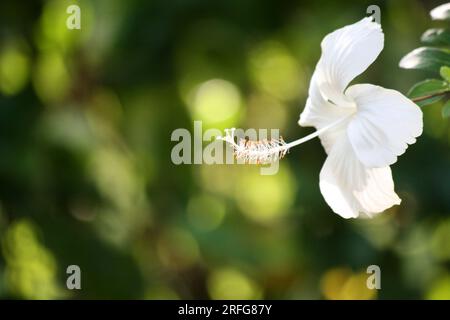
299;17;383;152
430;3;450;20
346;84;423;168
317;17;383;95
319;135;401;219
299;73;352;154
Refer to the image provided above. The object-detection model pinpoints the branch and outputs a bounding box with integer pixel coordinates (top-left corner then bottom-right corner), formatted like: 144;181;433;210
411;90;449;103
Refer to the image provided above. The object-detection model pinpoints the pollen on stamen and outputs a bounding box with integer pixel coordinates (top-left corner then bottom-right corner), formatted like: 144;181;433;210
217;128;289;164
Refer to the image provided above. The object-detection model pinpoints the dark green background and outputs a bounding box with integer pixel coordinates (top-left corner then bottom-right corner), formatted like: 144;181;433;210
0;0;449;299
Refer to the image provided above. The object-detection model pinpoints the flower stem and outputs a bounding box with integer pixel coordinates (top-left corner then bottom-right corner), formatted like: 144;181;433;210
411;89;450;103
284;115;350;149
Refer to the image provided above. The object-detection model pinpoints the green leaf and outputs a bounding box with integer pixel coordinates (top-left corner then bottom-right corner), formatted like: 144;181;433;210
399;47;450;73
431;3;450;20
442;100;450;118
408;79;449;107
440;66;450;82
421;28;450;45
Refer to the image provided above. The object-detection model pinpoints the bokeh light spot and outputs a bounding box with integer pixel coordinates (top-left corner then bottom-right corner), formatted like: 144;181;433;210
36;0;93;52
2;220;61;299
0;44;30;96
248;41;304;101
320;267;376;300
426;274;450;300
33;51;70;104
235;164;296;225
189;79;242;127
207;268;261;300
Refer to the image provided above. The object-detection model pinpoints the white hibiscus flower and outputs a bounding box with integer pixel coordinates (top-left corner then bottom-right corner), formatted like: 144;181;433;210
298;17;422;218
219;17;423;219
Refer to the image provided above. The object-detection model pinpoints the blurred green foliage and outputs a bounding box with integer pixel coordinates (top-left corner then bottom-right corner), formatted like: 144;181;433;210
0;0;449;299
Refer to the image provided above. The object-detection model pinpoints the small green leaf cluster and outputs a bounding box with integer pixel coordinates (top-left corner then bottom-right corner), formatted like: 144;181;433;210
400;3;450;117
